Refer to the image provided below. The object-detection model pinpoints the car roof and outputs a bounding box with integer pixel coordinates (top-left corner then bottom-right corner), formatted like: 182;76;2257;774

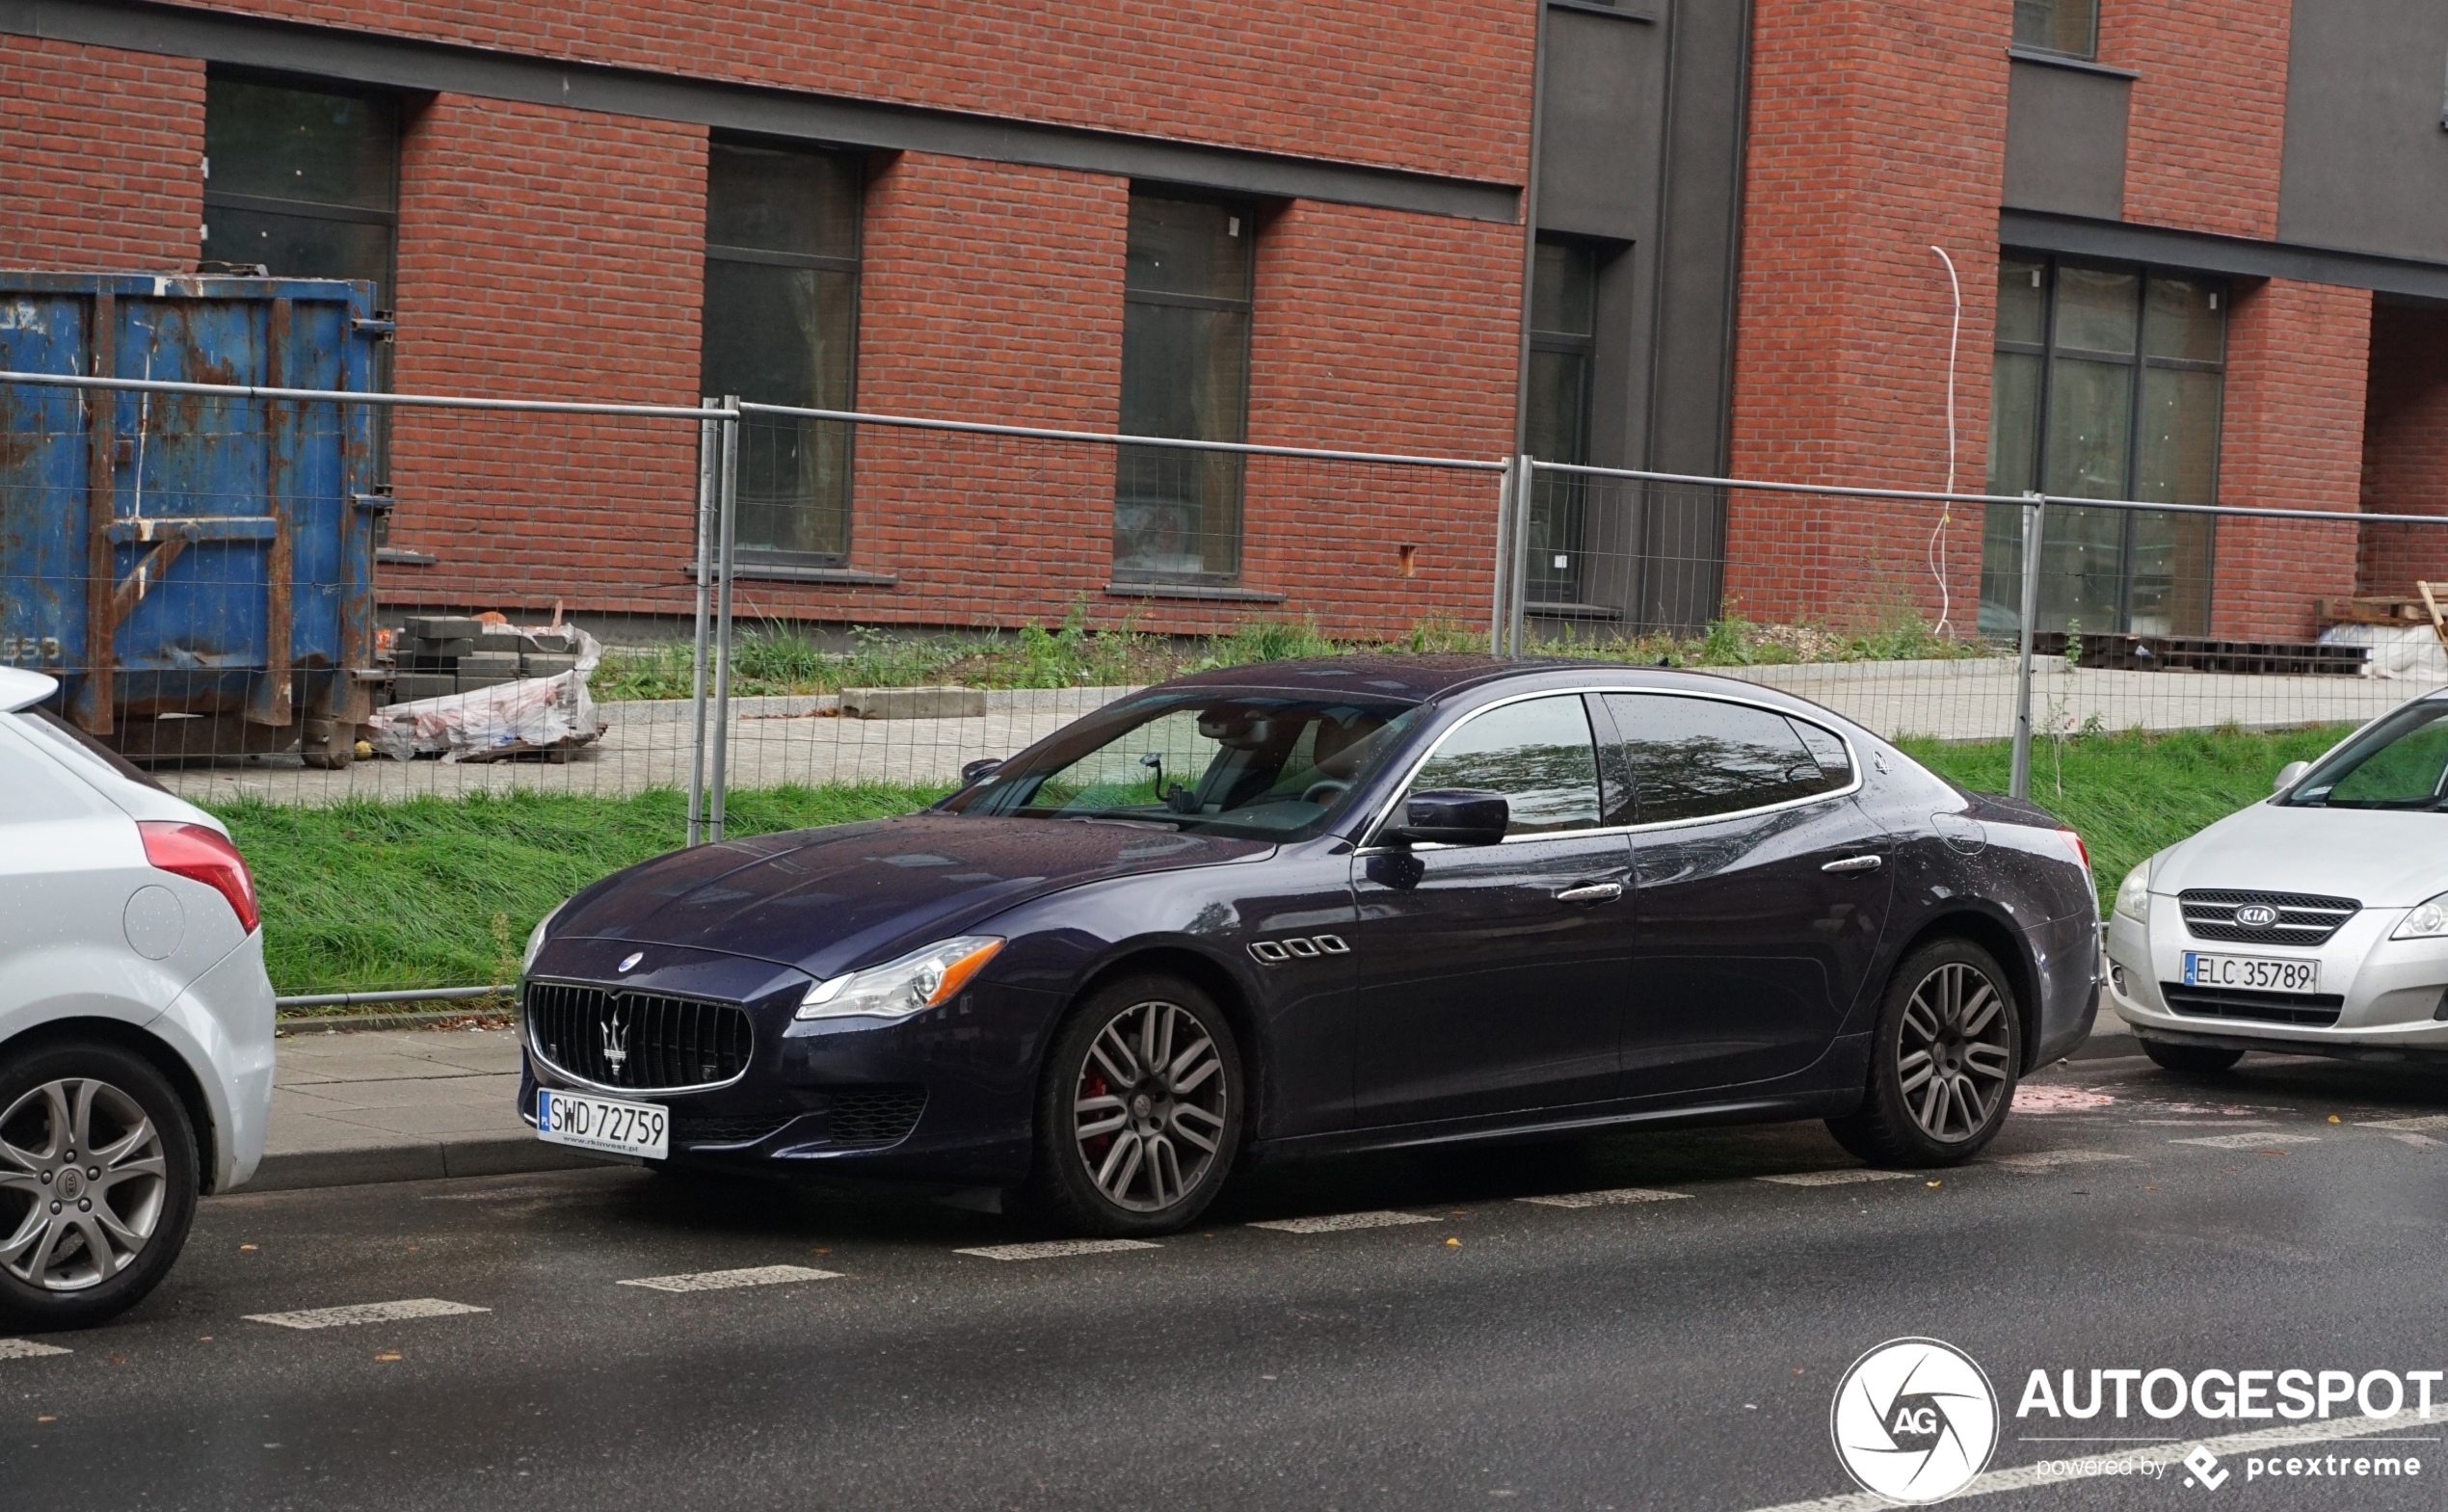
0;667;58;713
1146;655;1844;715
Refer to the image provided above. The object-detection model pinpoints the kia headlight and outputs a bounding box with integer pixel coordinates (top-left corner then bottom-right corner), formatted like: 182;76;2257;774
798;936;1005;1021
2114;858;2151;924
2392;890;2448;941
521;901;567;974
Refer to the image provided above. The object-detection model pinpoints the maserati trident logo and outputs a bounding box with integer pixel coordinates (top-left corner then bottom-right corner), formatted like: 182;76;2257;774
601;1006;630;1074
1830;1338;1999;1503
617;951;645;972
2234;904;2281;929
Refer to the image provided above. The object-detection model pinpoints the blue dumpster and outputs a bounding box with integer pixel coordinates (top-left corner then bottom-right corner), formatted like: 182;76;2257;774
0;271;386;764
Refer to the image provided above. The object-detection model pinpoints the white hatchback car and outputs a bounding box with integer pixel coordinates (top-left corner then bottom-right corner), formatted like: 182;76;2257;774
2107;690;2448;1072
0;667;275;1329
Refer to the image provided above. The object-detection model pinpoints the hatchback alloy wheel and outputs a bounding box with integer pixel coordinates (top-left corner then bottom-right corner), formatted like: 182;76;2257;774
0;1076;171;1291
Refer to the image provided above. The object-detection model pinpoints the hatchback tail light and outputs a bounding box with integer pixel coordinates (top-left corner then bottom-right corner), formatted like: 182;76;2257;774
139;821;260;934
2058;827;2090;872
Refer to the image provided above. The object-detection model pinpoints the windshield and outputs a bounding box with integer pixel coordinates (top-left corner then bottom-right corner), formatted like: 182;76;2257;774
942;689;1423;838
2279;701;2448;809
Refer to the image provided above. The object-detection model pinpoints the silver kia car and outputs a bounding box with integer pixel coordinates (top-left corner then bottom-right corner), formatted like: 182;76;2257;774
2106;690;2448;1070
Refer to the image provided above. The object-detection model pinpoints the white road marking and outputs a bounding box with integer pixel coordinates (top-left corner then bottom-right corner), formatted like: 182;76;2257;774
0;1338;71;1360
618;1264;841;1292
2362;1114;2448;1132
2389;1131;2443;1148
2172;1132;2322;1150
1990;1150;2135;1173
1736;1411;2435;1512
1516;1188;1691;1208
1756;1169;1916;1187
244;1298;491;1331
1249;1210;1437;1233
953;1239;1160;1261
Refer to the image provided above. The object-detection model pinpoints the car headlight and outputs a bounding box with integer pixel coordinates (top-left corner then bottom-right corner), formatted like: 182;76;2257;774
798;936;1005;1021
521;901;566;974
2114;857;2151;923
2393;891;2448;941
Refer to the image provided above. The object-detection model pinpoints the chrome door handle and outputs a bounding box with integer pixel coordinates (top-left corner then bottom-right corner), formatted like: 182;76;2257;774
1555;881;1626;904
1822;855;1883;874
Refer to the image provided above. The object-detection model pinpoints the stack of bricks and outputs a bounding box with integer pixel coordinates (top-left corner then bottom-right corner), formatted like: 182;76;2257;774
386;617;581;704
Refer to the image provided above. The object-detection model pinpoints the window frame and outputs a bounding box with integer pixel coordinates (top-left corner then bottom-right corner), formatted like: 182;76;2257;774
699;136;866;569
1357;685;1862;850
200;68;402;301
1525;235;1603;606
1990;252;2229;634
2011;0;2099;62
1114;186;1259;587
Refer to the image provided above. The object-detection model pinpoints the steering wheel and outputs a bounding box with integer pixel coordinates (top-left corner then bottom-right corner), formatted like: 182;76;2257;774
1300;779;1351;807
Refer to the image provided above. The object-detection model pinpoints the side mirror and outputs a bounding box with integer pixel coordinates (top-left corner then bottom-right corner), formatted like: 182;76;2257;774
1384;788;1509;846
960;757;1003;784
2273;760;2308;795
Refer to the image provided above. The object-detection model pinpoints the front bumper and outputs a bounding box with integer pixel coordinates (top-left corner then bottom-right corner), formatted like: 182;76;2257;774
2104;902;2448;1057
514;936;1061;1184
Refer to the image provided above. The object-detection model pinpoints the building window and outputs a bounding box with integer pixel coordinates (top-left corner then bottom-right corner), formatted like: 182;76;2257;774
2013;0;2097;59
1525;237;1598;606
201;74;400;294
701;141;862;562
1115;191;1254;583
1980;253;2228;637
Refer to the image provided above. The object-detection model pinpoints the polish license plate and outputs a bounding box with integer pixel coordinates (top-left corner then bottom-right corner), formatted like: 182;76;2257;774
537;1088;668;1160
2182;952;2319;994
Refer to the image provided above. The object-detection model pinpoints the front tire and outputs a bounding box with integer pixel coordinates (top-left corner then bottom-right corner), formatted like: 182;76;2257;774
1827;940;2022;1167
1026;975;1244;1236
2141;1041;2245;1075
0;1042;199;1331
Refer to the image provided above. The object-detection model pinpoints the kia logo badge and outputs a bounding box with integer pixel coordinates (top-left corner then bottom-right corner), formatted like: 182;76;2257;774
2235;905;2280;928
617;951;645;972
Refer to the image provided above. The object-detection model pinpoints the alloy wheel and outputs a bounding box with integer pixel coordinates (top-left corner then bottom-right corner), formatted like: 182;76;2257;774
0;1078;170;1291
1071;999;1229;1213
1896;962;2013;1143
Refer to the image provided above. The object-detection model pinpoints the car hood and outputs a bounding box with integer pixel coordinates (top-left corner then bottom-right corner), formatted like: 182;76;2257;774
551;812;1272;976
2155;803;2448;909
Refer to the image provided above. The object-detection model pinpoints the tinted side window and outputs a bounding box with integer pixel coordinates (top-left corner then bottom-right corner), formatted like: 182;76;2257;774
1410;695;1602;835
1604;694;1845;824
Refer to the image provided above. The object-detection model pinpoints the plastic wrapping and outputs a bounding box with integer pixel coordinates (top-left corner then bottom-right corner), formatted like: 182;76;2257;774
364;628;604;762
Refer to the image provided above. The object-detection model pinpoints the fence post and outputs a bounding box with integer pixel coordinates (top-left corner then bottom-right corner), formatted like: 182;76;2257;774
1508;455;1534;656
1490;457;1517;654
686;400;718;846
2009;492;2046;802
707;397;742;842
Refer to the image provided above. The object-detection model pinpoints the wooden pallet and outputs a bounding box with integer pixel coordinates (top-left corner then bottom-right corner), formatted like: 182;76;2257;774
2031;631;2369;676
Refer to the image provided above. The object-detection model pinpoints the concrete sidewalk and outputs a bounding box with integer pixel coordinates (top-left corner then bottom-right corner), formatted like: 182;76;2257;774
242;1007;2142;1195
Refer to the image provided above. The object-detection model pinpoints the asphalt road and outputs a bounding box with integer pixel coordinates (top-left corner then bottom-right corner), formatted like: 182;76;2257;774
9;1052;2448;1512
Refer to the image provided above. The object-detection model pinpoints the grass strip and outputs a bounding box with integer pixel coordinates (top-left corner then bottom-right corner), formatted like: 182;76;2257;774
220;723;2352;998
215;783;946;999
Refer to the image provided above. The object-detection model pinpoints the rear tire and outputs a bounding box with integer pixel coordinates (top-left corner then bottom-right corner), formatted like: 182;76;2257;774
1827;940;2022;1167
1025;975;1243;1237
2141;1041;2245;1075
0;1042;199;1332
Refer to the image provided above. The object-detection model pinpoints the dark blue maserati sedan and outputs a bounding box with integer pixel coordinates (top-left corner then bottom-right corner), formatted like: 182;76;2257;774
517;657;2099;1234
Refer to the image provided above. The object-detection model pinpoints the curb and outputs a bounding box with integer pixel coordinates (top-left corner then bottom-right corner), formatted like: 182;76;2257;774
244;1132;597;1193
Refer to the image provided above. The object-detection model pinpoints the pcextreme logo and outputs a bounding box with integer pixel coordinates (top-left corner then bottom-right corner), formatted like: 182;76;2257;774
1831;1338;2001;1504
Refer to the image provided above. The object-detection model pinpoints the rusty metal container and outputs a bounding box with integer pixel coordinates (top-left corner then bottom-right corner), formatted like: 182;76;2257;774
0;272;386;764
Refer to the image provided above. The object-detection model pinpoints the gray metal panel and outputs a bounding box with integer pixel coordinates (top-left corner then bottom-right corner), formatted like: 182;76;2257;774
2276;0;2448;263
2003;58;2128;221
2000;209;2448;301
1537;8;1663;243
4;0;1519;224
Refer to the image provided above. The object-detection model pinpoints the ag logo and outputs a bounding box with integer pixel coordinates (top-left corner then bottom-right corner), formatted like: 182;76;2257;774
2181;1446;2228;1490
1830;1338;1999;1504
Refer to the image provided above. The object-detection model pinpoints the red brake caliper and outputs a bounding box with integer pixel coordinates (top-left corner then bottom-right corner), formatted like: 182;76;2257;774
1079;1069;1112;1162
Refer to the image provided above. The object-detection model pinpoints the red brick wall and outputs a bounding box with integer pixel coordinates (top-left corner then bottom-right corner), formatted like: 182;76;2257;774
1722;0;2009;635
378;96;706;614
2356;303;2448;598
0;38;202;270
190;0;1533;185
2209;279;2370;639
2105;0;2290;239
